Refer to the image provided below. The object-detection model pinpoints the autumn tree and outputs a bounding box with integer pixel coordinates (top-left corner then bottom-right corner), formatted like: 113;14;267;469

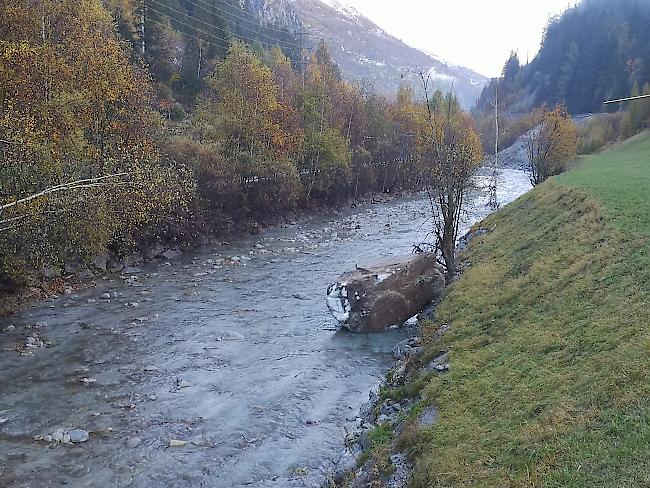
298;42;352;203
621;82;650;139
194;41;303;218
525;106;578;185
0;0;193;285
420;83;483;279
354;92;395;196
388;84;428;192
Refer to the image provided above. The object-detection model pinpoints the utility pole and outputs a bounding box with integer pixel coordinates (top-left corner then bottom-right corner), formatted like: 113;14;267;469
197;40;203;77
487;80;500;210
294;31;309;87
139;0;146;56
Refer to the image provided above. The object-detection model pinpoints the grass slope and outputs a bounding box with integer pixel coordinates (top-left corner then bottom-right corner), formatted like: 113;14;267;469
403;134;650;487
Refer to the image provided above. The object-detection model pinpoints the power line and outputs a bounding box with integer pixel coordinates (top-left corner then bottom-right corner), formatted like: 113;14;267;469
603;94;650;105
152;0;304;50
147;6;233;48
146;16;230;50
148;2;264;47
184;0;339;46
187;0;301;37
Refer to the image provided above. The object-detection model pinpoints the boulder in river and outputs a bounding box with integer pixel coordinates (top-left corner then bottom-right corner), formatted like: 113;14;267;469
326;253;445;332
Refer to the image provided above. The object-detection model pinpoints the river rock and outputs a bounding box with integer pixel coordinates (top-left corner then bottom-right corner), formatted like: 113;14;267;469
169;439;188;448
393;337;422;360
91;255;108;272
51;429;65;443
326;253;445;332
144;243;165;260
161;248;182;260
418;405;439;426
68;429;89;443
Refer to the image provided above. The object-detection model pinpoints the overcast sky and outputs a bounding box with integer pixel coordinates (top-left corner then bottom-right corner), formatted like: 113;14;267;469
342;0;580;77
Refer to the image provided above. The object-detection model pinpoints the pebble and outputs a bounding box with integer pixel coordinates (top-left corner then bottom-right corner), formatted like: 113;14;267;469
51;429;65;442
216;331;245;341
68;429;89;443
404;315;419;327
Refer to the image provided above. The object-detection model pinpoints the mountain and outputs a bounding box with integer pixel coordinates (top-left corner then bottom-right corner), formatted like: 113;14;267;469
250;0;488;108
476;0;650;116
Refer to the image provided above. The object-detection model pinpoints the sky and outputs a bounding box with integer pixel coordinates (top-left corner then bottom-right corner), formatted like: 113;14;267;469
341;0;581;77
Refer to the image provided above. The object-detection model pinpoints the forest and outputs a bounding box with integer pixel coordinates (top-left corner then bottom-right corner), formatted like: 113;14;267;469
0;0;481;290
474;0;650;156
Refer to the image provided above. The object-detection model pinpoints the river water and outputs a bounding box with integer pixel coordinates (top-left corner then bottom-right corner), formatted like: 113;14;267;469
0;169;530;488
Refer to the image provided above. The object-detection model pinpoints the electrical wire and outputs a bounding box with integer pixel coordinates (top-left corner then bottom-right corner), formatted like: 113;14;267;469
187;0;301;36
146;15;231;50
147;6;233;49
181;0;305;48
148;0;304;50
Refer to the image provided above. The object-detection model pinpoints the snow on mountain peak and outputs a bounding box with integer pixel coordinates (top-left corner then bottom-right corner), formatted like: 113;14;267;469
319;0;361;20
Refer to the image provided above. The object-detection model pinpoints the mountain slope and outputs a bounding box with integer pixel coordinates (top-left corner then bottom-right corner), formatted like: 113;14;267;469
285;0;487;108
476;0;650;115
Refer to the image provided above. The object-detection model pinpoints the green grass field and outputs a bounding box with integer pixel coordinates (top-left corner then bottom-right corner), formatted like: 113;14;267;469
561;132;650;233
397;133;650;487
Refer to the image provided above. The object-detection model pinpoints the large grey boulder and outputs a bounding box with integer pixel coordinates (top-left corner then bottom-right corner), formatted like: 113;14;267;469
327;253;445;332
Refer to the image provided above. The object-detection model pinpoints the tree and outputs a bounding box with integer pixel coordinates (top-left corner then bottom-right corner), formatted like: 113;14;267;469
420;78;483;279
557;41;580;102
296;44;352;203
525;106;578;185
502;50;521;84
0;0;194;285
194;41;303;217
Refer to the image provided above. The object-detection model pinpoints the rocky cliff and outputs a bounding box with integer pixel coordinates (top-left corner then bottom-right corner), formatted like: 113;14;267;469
245;0;487;108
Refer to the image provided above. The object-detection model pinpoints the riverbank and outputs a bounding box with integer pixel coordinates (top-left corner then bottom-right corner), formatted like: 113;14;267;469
351;133;650;487
0;162;525;318
0;190;417;318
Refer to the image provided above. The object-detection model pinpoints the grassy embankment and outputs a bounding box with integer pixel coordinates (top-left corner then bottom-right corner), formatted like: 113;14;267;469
401;133;650;487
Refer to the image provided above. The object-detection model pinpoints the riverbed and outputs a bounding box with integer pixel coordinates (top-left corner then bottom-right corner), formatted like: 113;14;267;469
0;169;530;488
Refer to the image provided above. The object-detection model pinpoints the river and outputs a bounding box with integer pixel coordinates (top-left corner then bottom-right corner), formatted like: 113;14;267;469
0;168;530;488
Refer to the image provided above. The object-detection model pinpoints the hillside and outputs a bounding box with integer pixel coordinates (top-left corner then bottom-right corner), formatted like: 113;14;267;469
106;0;486;109
288;0;487;108
361;134;650;486
476;0;650;116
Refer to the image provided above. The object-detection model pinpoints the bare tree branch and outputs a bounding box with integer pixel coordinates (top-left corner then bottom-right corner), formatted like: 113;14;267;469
0;172;130;212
